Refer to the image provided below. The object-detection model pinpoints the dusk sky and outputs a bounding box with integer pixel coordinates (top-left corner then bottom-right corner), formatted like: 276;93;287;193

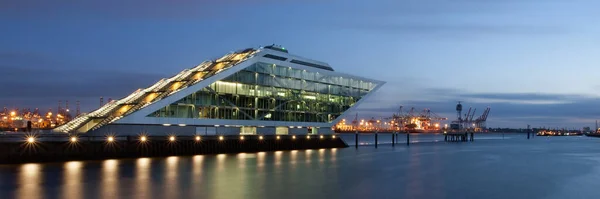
2;0;600;128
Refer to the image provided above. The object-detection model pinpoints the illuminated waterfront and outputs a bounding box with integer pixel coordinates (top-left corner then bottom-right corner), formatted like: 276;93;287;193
0;134;599;199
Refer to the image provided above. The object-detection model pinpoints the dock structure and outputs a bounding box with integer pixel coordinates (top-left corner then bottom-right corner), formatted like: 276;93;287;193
0;134;346;164
350;131;476;148
444;132;474;142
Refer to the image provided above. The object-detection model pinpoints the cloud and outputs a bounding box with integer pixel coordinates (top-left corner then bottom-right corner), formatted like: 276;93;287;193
0;51;164;112
0;66;163;98
336;23;566;36
0;0;318;20
308;0;570;37
349;89;600;128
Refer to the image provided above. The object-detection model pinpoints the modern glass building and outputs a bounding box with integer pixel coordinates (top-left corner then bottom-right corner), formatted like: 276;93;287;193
55;45;384;136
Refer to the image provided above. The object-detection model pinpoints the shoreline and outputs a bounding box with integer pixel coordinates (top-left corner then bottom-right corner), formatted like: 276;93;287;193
0;135;347;164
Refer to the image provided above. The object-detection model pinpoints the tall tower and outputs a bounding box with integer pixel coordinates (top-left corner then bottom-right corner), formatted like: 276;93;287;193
58;100;62;115
456;102;463;121
76;101;81;116
100;97;104;107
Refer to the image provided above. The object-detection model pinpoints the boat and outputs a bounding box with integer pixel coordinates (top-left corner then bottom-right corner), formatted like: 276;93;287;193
584;121;600;137
585;133;600;138
537;129;582;136
584;129;600;137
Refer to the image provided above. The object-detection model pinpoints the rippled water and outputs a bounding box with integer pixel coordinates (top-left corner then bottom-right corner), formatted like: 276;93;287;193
1;134;599;199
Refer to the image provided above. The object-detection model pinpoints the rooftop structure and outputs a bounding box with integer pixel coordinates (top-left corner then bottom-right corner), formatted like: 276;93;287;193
55;45;384;136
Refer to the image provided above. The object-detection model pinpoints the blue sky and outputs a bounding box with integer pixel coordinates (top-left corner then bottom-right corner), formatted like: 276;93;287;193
1;0;600;128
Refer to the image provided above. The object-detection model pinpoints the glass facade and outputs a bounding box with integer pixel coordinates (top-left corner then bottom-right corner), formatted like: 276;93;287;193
149;62;377;123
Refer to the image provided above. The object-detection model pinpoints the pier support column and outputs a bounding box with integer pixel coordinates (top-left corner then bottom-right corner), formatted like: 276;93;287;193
392;133;395;147
527;124;531;139
406;133;410;146
355;131;358;149
470;133;474;141
375;132;378;148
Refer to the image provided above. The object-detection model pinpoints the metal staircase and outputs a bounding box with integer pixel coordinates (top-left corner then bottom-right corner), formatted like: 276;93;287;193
54;49;258;133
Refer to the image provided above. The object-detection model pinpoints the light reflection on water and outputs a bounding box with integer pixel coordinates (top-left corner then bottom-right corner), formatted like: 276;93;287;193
135;158;151;199
17;163;42;199
101;159;119;199
165;156;179;199
274;151;283;168
3;135;580;199
63;161;83;199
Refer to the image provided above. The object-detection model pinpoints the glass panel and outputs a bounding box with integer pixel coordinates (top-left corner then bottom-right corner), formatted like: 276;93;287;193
149;62;377;123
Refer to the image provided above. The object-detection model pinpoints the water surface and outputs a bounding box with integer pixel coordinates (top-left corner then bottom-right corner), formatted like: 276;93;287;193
1;134;599;199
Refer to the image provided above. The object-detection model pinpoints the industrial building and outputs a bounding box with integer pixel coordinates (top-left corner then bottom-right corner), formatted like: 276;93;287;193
54;45;384;136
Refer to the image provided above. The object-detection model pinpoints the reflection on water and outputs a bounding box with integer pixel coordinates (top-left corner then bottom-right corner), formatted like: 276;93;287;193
216;154;227;172
165;156;179;199
135;158;151;199
305;149;313;164
274;151;283;168
63;161;83;199
101;159;119;199
192;155;203;176
290;150;298;167
17;163;42;199
2;134;572;199
319;148;326;163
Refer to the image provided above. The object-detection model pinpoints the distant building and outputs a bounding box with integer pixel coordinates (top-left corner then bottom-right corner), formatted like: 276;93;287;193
55;45;384;136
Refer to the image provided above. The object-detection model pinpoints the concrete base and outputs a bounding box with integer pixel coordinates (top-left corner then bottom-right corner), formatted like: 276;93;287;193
0;135;348;164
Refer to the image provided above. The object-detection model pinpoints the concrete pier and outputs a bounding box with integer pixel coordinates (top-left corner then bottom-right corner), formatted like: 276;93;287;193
444;132;474;142
0;135;347;164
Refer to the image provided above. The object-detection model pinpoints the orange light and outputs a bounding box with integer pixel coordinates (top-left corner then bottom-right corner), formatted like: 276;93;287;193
292;135;296;139
276;135;280;140
219;136;224;141
26;137;35;143
320;135;324;139
70;137;77;142
306;135;310;139
140;136;147;142
240;136;244;140
259;136;263;140
107;136;114;142
195;136;201;141
169;136;175;142
332;135;336;139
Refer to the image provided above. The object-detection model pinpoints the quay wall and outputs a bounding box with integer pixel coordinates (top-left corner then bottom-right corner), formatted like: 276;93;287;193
0;135;347;164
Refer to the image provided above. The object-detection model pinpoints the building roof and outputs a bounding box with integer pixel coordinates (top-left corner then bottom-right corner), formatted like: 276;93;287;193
55;46;379;133
55;48;259;133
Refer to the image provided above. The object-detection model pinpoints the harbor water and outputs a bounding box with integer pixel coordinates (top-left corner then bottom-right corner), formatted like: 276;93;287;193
1;133;599;199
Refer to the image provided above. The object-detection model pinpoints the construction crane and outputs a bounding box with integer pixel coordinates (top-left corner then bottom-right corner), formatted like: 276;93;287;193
474;107;491;130
451;102;491;132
